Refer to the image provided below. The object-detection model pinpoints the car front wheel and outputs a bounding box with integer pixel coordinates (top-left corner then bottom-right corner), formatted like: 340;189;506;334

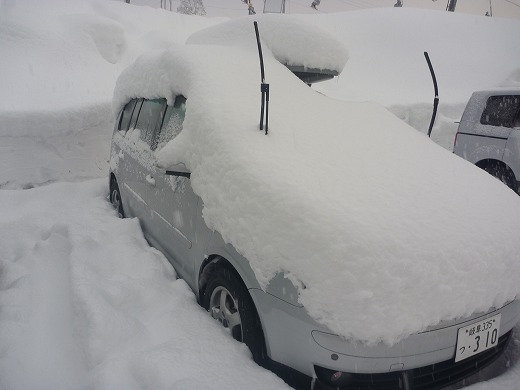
203;266;267;364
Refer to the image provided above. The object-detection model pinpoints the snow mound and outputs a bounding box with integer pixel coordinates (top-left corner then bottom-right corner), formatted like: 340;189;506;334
187;14;348;73
502;68;520;88
304;8;520;106
0;104;112;190
63;13;126;64
0;0;222;112
0;180;289;389
114;43;520;345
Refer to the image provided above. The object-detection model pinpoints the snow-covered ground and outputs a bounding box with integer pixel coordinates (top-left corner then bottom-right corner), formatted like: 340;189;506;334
1;0;520;388
0;179;291;390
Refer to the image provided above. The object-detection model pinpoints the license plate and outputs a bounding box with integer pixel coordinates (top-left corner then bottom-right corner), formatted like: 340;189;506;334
455;314;501;363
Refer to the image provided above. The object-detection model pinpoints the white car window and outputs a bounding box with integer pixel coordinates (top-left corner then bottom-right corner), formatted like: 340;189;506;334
118;99;139;133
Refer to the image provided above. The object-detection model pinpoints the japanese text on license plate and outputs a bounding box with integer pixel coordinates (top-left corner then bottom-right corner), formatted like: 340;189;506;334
455;314;501;363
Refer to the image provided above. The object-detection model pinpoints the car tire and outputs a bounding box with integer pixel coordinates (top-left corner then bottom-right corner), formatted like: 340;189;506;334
203;266;267;364
483;163;517;192
110;177;125;218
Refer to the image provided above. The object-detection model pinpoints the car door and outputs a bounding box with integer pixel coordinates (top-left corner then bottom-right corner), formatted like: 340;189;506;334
502;95;520;187
111;98;140;201
120;98;167;230
114;98;144;219
469;95;514;163
143;96;203;282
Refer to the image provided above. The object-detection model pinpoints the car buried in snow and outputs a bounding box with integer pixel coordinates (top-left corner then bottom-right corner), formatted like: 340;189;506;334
108;17;520;390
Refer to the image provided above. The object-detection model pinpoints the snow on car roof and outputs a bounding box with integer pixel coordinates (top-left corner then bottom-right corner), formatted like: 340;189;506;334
113;42;520;345
186;14;348;74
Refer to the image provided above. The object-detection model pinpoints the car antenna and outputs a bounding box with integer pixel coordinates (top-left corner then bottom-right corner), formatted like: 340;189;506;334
254;21;269;135
424;52;439;138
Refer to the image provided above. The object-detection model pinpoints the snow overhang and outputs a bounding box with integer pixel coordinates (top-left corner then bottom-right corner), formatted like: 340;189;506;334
186;14;348;83
286;65;338;84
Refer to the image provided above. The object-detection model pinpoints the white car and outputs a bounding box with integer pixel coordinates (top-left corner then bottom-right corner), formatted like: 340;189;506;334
109;17;520;390
453;88;520;193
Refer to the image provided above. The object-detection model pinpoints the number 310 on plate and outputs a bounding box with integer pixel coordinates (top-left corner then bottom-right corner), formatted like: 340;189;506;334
455;314;501;363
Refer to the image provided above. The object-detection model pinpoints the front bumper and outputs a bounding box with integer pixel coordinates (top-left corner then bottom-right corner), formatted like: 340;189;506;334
314;330;512;389
249;289;520;388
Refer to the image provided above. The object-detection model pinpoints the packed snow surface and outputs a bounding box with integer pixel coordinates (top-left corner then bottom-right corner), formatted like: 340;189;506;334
2;0;520;388
115;44;520;344
0;180;290;390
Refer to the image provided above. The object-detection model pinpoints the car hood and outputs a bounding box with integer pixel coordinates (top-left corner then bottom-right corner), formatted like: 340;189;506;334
113;43;520;345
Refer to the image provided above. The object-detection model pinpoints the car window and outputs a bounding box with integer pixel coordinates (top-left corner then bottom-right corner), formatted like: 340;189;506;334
480;95;520;128
156;95;187;150
118;99;138;132
135;98;167;150
129;99;143;131
514;107;520;128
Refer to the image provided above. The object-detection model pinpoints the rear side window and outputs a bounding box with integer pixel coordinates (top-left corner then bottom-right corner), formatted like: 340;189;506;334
156;95;187;150
480;95;520;128
118;99;138;132
135;98;167;150
129;99;143;130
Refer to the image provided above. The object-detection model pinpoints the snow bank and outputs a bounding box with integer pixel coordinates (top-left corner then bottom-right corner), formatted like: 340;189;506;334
0;104;112;190
0;0;222;112
0;180;289;390
502;68;520;88
114;44;520;344
307;8;520;106
302;8;520;150
0;0;223;188
187;14;348;73
0;0;518;346
388;101;466;151
0;1;120;111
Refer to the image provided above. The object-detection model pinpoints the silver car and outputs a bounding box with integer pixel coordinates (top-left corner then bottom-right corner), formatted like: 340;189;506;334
453;88;520;193
109;44;520;389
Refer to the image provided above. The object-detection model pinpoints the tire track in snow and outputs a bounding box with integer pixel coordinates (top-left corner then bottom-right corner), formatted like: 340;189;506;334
0;224;88;390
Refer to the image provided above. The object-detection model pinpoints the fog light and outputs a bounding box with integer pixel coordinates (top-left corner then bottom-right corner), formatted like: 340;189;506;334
315;365;354;387
331;371;342;382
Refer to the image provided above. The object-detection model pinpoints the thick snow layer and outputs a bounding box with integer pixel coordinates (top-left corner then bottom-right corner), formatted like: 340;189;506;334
0;179;290;390
306;7;520;150
187;14;348;73
0;0;222;188
307;8;520;106
0;104;112;189
0;0;223;112
2;0;520;388
115;44;520;344
1;180;517;389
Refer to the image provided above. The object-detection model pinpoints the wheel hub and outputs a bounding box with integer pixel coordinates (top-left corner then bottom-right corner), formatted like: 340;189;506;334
209;286;243;341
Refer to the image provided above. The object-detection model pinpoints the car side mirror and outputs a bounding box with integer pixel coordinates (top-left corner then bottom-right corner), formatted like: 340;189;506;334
163;162;191;178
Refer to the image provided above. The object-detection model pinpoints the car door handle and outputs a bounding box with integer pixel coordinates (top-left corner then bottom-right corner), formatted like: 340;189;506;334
145;174;156;187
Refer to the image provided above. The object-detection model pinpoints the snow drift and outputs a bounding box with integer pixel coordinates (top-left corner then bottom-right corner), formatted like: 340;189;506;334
1;0;520;388
0;180;290;390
